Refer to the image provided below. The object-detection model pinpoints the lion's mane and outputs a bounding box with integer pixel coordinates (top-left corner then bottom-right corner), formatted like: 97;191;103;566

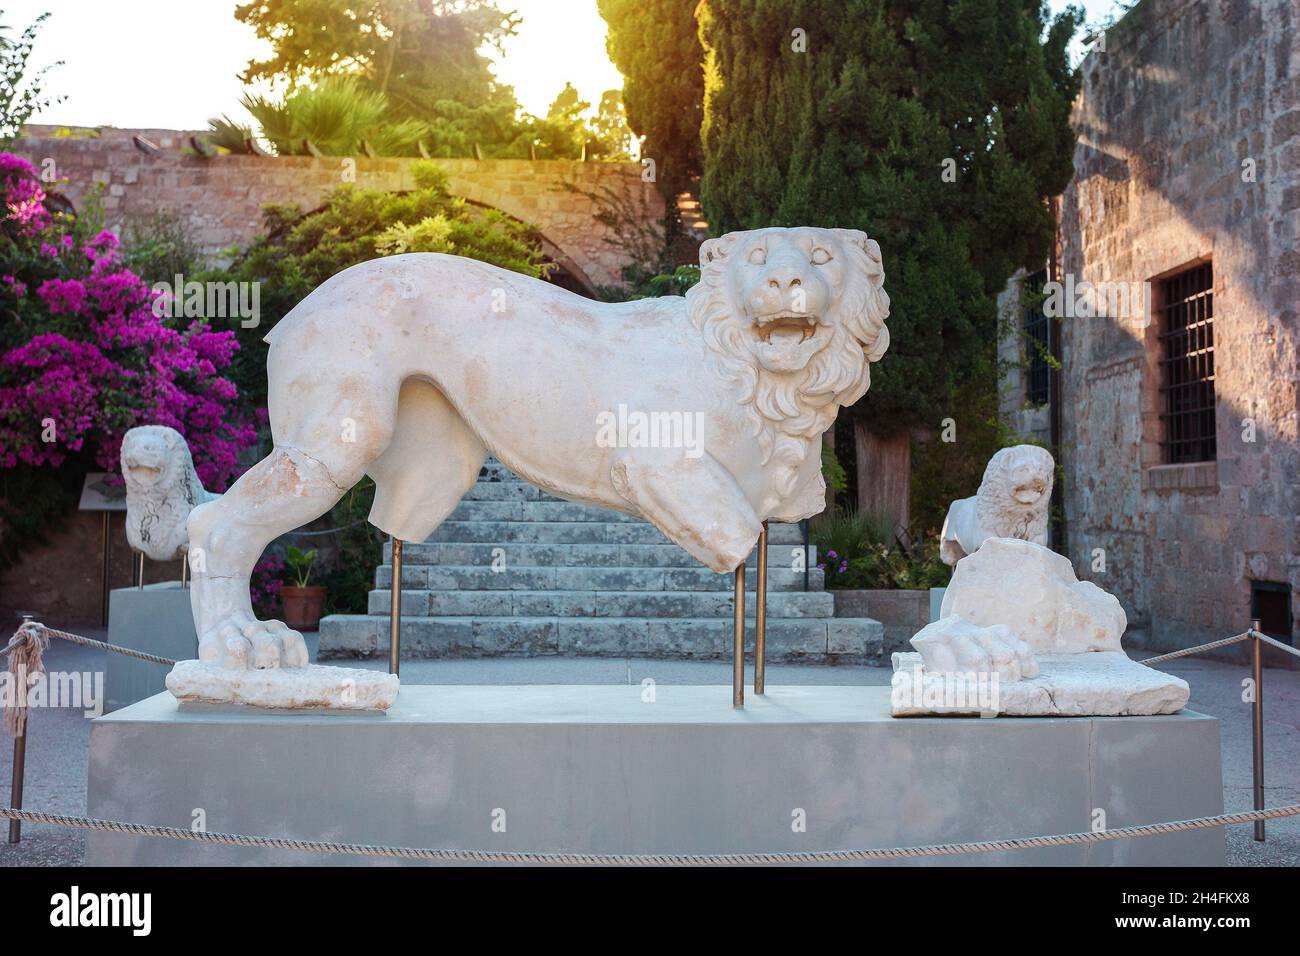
974;445;1054;543
121;425;213;561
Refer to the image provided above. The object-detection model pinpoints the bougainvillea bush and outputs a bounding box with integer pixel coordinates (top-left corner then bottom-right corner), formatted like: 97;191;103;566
0;153;256;567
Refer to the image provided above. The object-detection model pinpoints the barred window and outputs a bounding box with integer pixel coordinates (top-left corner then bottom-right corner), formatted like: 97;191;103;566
1158;263;1215;463
1023;270;1050;405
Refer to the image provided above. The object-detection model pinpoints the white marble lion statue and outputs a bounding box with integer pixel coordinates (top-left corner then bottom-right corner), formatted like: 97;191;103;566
939;444;1054;566
121;425;219;562
188;227;891;668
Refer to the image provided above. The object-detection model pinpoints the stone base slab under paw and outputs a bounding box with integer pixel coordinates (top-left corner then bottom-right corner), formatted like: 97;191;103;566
166;660;400;711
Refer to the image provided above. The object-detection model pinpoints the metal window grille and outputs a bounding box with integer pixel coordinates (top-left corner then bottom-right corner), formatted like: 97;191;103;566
1023;270;1050;405
1158;263;1215;463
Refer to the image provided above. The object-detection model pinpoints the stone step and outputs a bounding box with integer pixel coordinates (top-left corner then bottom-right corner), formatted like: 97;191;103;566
387;541;816;569
448;499;641;522
375;563;824;592
317;614;884;661
369;588;835;618
418;519;807;546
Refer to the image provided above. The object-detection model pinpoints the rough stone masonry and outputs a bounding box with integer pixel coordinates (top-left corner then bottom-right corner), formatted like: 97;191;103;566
1007;0;1299;652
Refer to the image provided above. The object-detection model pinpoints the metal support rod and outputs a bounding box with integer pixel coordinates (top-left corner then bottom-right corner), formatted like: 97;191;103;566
100;511;111;627
136;551;145;589
755;522;768;695
181;551;189;590
8;615;32;844
1251;617;1265;842
7;734;23;844
389;537;403;677
733;561;746;708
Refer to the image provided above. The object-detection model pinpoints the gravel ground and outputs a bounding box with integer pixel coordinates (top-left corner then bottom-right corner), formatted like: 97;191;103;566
1;630;1295;867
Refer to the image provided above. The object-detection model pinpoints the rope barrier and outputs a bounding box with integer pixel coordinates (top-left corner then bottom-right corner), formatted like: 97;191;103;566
1138;631;1252;667
3;804;1297;864
1254;631;1300;659
2;622;175;666
4;620;1296;861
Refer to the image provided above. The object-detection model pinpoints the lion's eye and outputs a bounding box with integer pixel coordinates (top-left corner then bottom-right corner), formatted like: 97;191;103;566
748;247;767;266
811;248;831;265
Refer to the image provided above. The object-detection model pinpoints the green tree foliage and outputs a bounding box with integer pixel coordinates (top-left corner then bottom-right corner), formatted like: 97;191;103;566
696;0;1080;438
598;0;705;195
234;0;519;113
224;2;633;162
214;161;547;405
0;10;62;144
233;0;533;157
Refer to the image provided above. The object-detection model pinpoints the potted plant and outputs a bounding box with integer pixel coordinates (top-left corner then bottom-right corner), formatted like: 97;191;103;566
279;546;327;631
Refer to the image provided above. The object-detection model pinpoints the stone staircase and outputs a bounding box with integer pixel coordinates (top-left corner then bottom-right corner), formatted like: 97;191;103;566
318;462;883;661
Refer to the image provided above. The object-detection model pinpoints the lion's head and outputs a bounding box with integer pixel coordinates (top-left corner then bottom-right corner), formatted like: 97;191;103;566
975;444;1055;539
685;227;890;493
121;425;208;560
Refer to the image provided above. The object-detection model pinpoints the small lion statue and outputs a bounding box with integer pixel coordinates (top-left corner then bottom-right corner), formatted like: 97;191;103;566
121;425;219;562
939;444;1054;566
187;226;891;669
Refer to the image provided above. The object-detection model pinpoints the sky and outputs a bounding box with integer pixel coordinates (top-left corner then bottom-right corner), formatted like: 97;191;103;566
13;0;1128;131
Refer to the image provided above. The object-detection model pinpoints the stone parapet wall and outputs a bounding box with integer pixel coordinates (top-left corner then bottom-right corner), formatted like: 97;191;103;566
13;126;665;292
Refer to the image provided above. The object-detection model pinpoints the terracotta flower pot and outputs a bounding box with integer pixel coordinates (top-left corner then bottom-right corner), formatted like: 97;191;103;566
280;585;328;632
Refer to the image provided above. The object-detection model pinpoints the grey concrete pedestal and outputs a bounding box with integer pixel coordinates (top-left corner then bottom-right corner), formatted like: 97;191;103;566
86;685;1224;866
105;582;197;712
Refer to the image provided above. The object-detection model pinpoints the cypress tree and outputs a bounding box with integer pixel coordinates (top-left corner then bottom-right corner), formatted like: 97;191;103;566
697;0;1079;520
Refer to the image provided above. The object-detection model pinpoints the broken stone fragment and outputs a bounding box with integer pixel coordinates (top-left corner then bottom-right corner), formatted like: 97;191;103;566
940;537;1126;654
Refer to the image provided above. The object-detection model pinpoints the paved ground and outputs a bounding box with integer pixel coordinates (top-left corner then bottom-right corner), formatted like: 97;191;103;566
1;630;1296;867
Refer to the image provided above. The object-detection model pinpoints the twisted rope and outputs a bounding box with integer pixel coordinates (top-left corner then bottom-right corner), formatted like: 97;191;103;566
1254;631;1300;659
2;804;1296;864
1138;629;1300;668
1139;632;1251;667
1;623;175;666
3;622;48;737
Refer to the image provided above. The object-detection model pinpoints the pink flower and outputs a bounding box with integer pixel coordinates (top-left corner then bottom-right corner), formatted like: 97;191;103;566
0;152;256;490
36;278;88;315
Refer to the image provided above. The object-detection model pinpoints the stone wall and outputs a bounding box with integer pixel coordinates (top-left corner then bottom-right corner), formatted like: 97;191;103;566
13;126;666;292
1053;0;1299;650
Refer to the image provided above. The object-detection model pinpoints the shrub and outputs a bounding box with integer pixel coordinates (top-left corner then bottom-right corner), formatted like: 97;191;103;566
0;154;255;568
216;160;547;405
811;507;950;591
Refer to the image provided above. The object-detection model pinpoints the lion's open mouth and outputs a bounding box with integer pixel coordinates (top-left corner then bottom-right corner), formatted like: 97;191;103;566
125;461;162;483
753;311;820;344
1013;484;1044;504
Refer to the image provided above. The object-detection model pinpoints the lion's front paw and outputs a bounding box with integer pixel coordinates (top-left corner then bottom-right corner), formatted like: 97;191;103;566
199;615;309;669
910;616;1038;682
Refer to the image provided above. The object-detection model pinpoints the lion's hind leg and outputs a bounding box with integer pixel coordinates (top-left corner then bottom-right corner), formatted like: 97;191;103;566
366;377;487;543
189;370;401;669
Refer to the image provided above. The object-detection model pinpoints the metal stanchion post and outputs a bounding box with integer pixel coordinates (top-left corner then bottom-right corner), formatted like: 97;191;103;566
7;615;32;845
136;551;145;589
389;537;403;677
100;512;112;627
733;561;746;708
7;734;23;845
755;522;768;695
1251;617;1265;842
